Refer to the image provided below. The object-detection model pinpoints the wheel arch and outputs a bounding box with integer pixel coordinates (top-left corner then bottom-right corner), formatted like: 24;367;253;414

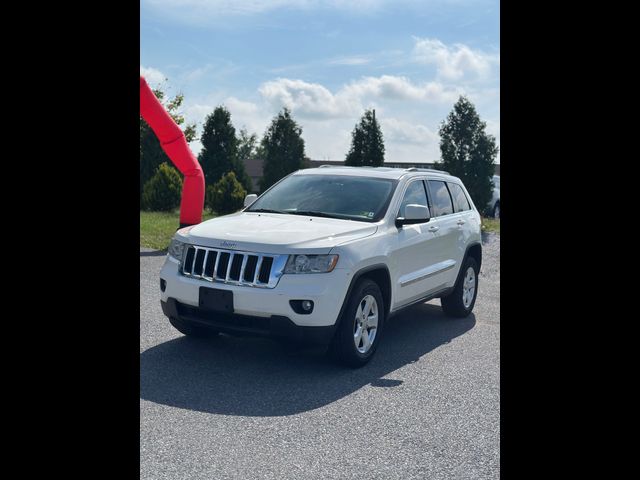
465;242;482;271
336;264;392;328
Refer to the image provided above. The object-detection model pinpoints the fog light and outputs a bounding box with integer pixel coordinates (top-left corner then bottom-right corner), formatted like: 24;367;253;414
289;300;314;315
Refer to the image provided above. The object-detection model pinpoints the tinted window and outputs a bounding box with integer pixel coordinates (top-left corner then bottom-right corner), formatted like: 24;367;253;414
246;174;397;222
398;181;428;217
448;182;471;212
428;180;454;216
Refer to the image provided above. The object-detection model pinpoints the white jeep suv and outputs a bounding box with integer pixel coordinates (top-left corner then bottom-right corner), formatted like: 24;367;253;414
160;166;482;367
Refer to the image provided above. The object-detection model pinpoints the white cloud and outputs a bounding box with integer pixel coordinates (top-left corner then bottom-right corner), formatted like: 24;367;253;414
328;55;372;66
259;76;460;120
224;97;259;116
382;118;438;146
183;103;214;124
343;75;461;103
259;78;360;119
140;65;167;85
183;97;270;155
412;37;495;81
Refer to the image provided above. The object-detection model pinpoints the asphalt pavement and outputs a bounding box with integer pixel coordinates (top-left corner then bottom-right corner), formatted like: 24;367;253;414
140;233;500;479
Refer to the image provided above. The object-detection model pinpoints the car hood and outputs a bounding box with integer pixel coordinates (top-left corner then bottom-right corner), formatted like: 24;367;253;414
179;212;378;254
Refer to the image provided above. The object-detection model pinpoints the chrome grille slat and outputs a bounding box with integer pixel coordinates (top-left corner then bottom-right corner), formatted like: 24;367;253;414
238;255;249;283
202;250;210;279
180;246;285;289
213;252;221;279
225;253;235;282
254;256;264;284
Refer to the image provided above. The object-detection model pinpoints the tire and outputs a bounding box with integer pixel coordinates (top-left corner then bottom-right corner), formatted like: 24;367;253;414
330;278;385;368
169;316;219;338
492;202;500;219
441;257;479;318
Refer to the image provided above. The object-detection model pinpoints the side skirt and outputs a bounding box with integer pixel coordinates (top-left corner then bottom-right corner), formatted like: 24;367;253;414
388;286;454;319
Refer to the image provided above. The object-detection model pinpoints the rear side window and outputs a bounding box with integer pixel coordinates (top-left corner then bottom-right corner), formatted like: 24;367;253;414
448;182;471;212
427;180;454;217
398;181;428;217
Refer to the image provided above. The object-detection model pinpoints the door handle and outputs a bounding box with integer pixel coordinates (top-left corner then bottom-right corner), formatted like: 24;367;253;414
428;225;439;232
456;220;466;225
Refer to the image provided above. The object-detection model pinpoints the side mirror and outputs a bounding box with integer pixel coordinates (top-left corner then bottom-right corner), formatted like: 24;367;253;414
396;204;431;228
244;194;258;208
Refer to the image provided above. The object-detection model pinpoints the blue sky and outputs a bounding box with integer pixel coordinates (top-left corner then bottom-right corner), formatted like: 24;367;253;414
141;0;500;163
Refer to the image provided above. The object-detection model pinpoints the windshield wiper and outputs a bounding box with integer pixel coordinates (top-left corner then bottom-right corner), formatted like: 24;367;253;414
289;210;349;220
246;208;291;214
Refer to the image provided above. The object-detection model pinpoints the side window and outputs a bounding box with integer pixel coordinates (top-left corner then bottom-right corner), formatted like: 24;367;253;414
448;182;471;212
398;181;428;217
427;180;454;217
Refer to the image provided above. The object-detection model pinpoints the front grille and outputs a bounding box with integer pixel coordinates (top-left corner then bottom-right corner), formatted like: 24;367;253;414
180;245;287;289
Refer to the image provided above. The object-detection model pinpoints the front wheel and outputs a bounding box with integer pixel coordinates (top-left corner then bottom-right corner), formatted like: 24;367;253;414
330;278;385;367
441;257;479;318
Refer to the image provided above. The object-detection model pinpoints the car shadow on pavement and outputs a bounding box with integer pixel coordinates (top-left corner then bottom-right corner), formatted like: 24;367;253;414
140;303;475;417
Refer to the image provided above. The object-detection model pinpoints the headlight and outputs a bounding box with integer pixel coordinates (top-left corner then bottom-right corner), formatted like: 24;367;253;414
168;239;186;261
284;254;339;274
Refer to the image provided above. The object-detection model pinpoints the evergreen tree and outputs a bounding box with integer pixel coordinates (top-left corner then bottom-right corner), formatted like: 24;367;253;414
205;171;247;215
439;96;498;209
259;108;306;192
345;109;385;167
141;162;183;212
237;128;258;192
198;106;252;192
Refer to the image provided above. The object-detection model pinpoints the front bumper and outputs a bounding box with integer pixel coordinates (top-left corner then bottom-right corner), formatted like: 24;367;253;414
161;298;336;345
160;256;352;328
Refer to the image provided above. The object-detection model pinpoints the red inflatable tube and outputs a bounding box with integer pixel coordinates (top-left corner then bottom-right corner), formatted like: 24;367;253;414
140;76;204;227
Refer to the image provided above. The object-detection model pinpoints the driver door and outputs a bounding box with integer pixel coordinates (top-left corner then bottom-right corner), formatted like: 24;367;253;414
389;179;445;308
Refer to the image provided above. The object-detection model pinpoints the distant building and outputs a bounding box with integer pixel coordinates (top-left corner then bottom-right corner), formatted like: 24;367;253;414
242;158;499;193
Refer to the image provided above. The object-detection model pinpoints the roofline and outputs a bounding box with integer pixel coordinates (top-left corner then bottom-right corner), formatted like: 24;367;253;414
295;165;458;181
314;165;449;174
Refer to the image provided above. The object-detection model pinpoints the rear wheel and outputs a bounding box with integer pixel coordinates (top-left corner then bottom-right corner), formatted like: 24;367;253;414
330;278;384;367
441;257;479;318
169;316;219;338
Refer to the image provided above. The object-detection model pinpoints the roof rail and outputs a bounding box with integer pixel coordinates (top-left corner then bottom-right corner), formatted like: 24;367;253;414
405;167;450;174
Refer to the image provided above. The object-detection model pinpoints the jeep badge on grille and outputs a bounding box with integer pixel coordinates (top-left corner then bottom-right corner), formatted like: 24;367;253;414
220;241;237;249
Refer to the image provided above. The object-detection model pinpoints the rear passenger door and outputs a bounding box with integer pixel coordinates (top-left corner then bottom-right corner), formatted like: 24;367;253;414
447;182;477;281
425;179;462;288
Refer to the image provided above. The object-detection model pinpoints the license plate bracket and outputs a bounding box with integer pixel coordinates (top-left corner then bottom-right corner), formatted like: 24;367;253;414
199;287;234;313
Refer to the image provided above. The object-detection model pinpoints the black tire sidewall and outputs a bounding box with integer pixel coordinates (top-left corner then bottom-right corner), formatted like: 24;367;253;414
441;256;479;317
332;278;385;366
455;257;480;314
460;257;479;313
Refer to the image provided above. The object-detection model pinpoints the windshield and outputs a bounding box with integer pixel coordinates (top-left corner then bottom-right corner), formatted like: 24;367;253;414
246;174;398;222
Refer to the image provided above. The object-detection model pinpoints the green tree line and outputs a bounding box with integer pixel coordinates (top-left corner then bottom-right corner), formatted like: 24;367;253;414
140;87;498;216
